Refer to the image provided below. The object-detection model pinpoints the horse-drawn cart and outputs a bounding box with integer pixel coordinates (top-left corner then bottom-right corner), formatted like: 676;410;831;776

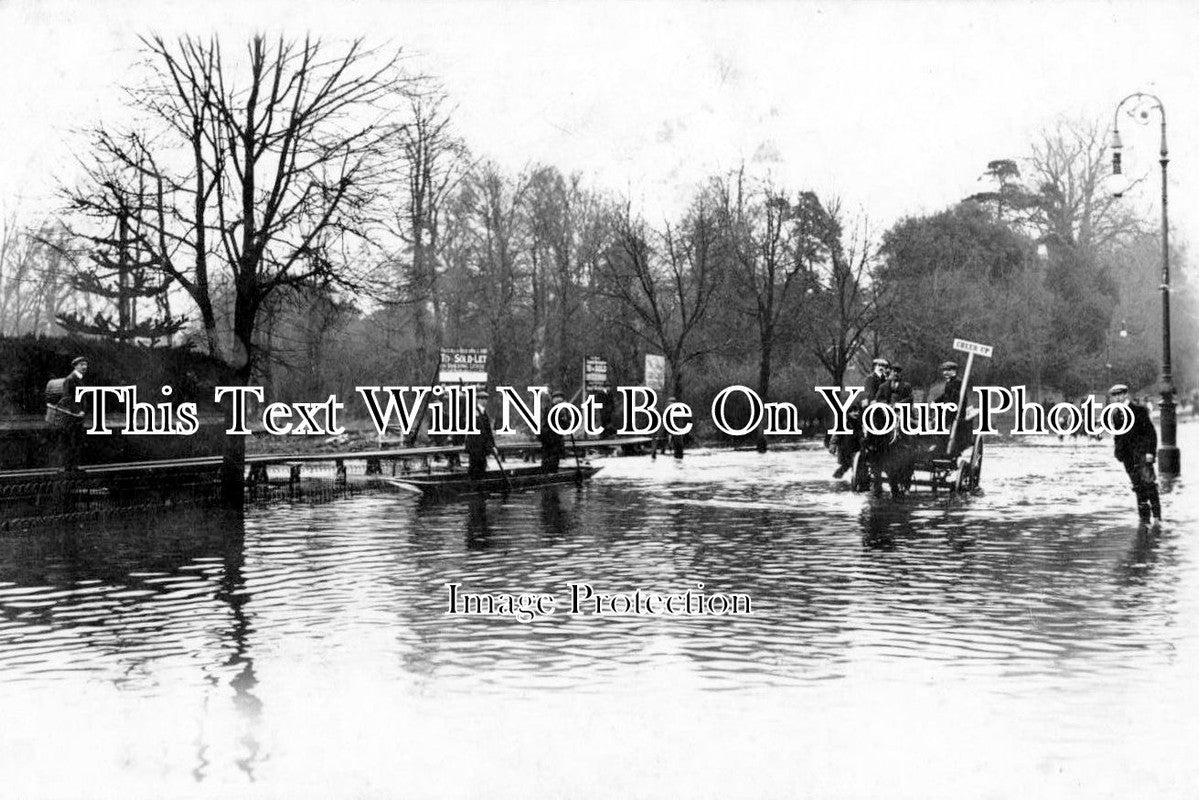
840;338;992;498
847;423;984;496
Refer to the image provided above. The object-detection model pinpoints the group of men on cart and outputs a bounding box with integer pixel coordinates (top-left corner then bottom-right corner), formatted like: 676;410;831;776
831;357;964;484
828;355;1163;521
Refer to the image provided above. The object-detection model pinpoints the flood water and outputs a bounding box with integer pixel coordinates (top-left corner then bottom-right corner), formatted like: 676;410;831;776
2;427;1198;799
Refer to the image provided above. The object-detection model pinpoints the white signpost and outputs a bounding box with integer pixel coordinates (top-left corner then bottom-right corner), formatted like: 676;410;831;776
948;338;994;454
952;338;993;359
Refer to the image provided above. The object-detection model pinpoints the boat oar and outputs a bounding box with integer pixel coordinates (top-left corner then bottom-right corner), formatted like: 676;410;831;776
491;443;514;494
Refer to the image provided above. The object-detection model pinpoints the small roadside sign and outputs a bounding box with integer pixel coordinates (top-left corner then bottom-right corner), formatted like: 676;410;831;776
953;338;994;358
438;348;489;385
583;356;609;394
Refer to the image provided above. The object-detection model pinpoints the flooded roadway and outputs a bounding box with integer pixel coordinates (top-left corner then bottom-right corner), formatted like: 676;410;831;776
1;426;1198;799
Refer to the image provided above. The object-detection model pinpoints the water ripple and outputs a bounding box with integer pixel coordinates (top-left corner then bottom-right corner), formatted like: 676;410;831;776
1;431;1198;794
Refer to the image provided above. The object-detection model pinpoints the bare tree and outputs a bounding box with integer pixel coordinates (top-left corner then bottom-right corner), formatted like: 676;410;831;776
255;281;356;401
59;138;186;342
68;34;418;501
1025;118;1142;254
0;216;73;336
455;161;532;385
804;205;885;388
69;35;415;373
600;199;725;400
525;166;609;388
714;171;832;403
387;90;470;366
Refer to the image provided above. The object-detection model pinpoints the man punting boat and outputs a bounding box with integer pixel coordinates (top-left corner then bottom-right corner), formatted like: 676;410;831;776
464;389;495;480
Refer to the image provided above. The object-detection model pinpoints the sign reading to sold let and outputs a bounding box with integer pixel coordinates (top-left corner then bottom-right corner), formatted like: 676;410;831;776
438;348;489;385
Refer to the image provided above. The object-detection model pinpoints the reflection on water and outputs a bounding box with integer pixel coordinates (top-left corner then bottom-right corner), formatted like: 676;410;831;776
2;430;1198;798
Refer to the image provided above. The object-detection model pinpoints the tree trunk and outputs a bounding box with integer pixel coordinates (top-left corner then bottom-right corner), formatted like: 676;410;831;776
756;330;773;452
669;350;684;401
221;286;257;508
117;211;131;333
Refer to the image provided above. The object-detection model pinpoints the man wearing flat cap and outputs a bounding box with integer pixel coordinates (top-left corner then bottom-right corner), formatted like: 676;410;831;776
464;388;495;480
1109;383;1161;522
874;363;913;404
832;359;885;479
864;357;890;404
55;355;88;470
935;361;962;405
47;356;89;472
935;361;965;453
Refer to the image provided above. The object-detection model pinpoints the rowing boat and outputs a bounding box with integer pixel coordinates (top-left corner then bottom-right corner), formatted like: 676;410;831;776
384;464;602;499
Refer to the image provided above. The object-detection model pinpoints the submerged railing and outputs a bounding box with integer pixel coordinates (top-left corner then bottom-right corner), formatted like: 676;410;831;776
0;437;653;530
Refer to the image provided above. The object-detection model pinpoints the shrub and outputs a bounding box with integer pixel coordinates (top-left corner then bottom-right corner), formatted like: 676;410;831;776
0;335;229;417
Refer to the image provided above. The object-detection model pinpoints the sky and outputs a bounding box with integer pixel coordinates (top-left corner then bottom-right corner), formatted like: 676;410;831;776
2;0;1199;245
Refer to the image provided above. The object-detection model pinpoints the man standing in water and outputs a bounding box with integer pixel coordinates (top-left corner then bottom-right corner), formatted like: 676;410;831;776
464;389;495;480
594;382;617;440
1109;383;1162;522
538;389;567;472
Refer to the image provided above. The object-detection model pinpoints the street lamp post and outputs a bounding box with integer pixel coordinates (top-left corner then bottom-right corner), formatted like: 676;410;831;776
1111;92;1180;476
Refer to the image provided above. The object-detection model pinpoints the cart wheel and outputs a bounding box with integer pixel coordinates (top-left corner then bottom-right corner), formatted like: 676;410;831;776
954;465;969;493
969;436;984;490
953;455;972;493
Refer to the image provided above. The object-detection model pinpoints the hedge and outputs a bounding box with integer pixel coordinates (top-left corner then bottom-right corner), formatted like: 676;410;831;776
0;335;230;417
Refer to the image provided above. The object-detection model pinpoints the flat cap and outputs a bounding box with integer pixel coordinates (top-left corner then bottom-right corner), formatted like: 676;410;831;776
940;361;958;371
71;356;88;367
871;357;890;367
1108;383;1129;395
